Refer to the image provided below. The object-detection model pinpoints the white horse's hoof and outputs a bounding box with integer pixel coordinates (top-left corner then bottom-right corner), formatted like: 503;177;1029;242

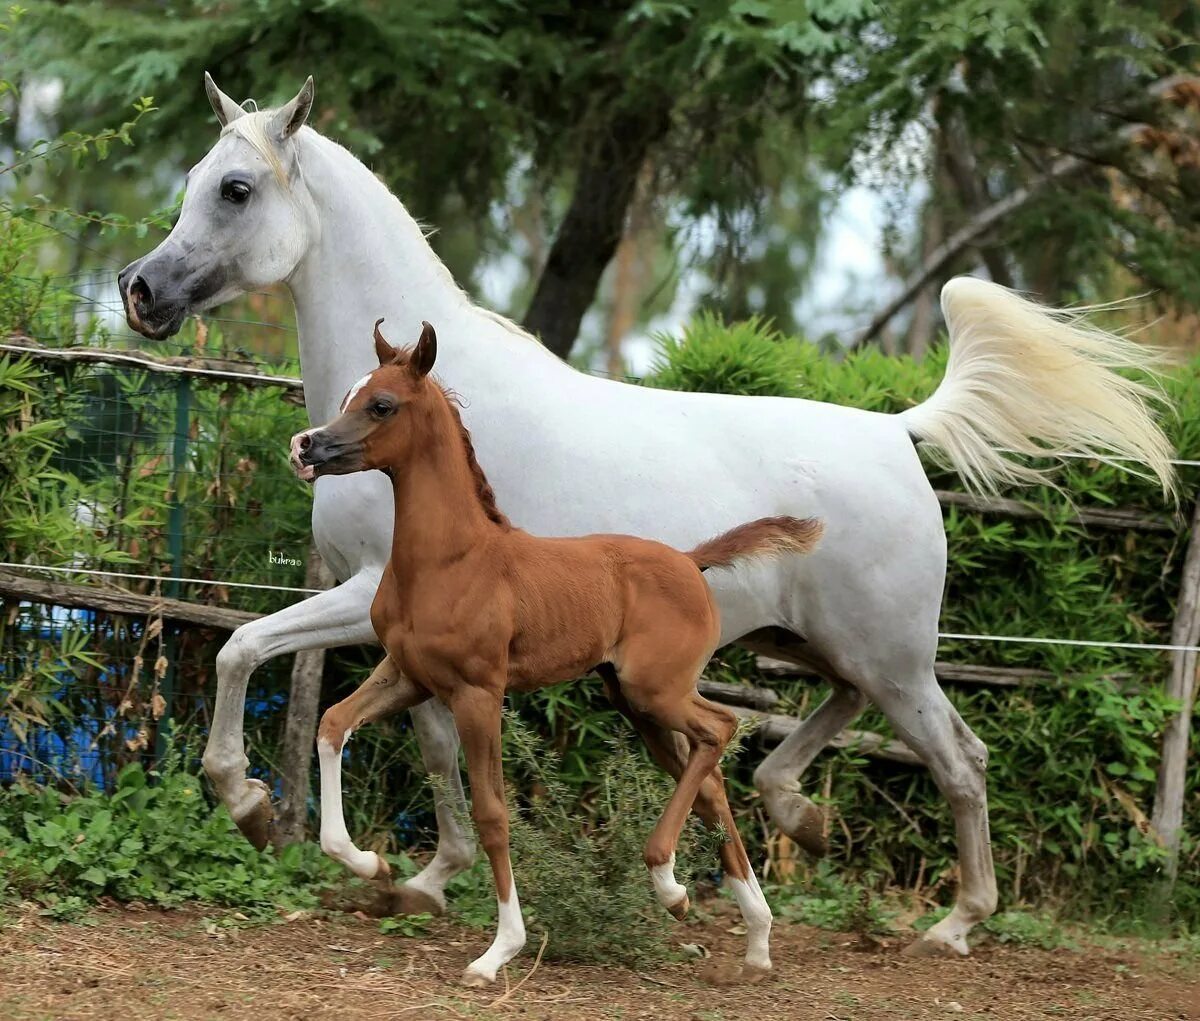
760;782;827;857
904;930;971;958
229;778;274;851
461;967;495;988
386;883;446;918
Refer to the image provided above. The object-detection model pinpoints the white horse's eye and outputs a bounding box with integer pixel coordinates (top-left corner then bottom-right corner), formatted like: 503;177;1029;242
220;177;252;204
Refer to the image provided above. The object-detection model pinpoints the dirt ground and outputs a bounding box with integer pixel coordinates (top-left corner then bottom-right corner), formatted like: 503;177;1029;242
1;898;1197;1021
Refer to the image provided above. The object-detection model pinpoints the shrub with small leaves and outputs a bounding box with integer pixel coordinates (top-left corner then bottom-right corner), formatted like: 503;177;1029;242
0;731;340;916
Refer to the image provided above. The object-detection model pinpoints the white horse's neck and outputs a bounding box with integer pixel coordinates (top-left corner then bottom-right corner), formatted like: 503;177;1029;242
285;129;563;425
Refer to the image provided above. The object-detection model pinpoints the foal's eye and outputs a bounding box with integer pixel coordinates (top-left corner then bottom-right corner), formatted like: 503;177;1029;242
220;178;252;204
370;400;393;417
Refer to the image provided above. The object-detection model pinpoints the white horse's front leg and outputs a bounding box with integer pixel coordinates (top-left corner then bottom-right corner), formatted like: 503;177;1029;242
202;571;379;849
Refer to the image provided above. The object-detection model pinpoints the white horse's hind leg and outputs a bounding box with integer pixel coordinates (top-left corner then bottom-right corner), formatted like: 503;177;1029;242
753;680;867;856
397;700;477;914
870;675;997;955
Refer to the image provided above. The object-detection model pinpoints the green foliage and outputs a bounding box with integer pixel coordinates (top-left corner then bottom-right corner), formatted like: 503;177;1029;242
378;913;433;938
984;910;1076;950
773;862;896;935
821;0;1200;310
0;733;340;917
646;313;813;397
502;713;715;967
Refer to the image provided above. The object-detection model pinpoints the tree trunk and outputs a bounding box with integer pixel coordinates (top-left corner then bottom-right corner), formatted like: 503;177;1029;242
524;103;671;360
274;547;335;847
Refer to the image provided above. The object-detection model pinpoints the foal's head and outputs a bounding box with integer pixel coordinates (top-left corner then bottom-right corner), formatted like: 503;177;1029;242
290;319;439;482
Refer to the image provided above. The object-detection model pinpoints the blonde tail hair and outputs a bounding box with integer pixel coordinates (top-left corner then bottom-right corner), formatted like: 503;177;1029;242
899;277;1177;499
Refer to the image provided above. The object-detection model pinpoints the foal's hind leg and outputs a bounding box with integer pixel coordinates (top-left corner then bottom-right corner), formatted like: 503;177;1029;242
616;665;740;911
603;676;772;972
316;657;430;880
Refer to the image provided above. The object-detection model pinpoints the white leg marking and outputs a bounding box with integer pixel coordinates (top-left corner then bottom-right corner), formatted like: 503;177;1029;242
317;734;385;879
649;853;688;911
464;873;526;984
727;874;773;971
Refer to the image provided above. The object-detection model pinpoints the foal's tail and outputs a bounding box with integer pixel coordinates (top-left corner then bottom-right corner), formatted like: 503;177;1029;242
689;516;823;573
899;277;1177;499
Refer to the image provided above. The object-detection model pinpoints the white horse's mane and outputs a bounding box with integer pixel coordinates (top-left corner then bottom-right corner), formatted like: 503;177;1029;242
222;109;545;351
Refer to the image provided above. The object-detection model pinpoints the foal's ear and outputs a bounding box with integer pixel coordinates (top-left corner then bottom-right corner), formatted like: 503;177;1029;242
269;75;315;142
373;318;400;366
411;321;437;378
204;72;245;128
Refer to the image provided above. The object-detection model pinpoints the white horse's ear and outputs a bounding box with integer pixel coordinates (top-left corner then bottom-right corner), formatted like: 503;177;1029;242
204;72;245;128
270;76;315;141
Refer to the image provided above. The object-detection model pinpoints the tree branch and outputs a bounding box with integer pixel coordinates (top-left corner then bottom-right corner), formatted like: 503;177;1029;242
851;75;1197;351
850;154;1086;350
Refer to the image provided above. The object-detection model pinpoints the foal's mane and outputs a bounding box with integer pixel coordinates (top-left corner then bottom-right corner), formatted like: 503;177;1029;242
406;362;509;530
442;388;511;529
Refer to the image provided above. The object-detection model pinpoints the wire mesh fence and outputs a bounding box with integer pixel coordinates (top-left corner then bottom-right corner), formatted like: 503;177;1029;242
0;291;316;791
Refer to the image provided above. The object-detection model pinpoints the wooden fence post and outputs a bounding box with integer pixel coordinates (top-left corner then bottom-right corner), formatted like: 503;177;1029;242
274;546;334;847
1151;498;1200;878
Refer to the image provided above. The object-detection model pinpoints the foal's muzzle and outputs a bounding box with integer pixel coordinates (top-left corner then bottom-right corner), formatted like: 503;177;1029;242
289;427;364;482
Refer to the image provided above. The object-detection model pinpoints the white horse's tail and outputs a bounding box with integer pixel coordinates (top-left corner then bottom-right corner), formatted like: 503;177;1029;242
899;277;1177;499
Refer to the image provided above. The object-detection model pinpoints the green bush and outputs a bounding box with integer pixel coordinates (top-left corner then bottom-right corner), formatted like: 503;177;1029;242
647;312;815;397
503;713;717;967
0;733;338;918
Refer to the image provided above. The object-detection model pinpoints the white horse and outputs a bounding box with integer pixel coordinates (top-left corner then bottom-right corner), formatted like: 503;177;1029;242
118;74;1174;964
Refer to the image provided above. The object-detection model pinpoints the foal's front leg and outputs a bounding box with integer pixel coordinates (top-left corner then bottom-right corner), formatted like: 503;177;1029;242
316;657;429;880
450;686;526;987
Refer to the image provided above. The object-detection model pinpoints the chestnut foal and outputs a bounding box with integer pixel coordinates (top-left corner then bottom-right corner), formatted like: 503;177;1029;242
290;320;822;986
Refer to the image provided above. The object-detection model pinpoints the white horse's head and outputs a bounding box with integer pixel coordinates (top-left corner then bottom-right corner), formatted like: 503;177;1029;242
118;74;318;339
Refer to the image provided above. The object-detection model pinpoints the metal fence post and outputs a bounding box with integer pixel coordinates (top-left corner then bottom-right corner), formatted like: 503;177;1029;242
155;375;191;765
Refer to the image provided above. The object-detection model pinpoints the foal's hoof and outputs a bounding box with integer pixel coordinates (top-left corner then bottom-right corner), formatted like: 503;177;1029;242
230;779;275;852
761;785;827;857
667;893;690;921
385;884;446;918
460;968;494;988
